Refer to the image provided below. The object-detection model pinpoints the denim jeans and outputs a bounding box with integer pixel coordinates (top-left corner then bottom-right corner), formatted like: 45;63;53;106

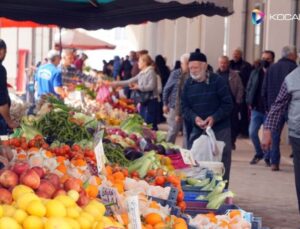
249;110;268;158
166;108;180;144
139;99;159;131
270;115;286;165
0;116;8;135
290;136;300;212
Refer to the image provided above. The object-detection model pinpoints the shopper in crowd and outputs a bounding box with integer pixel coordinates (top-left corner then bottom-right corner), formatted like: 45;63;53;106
35;50;66;99
112;55;121;80
229;48;253;137
217;55;244;150
110;54;159;130
0;39;18;134
246;50;275;166
120;55;133;98
74;52;88;72
59;49;76;84
262;65;300;212
155;55;170;89
175;57;191;149
181;51;233;182
173;60;181;70
262;45;297;171
130;51;139;77
163;53;189;144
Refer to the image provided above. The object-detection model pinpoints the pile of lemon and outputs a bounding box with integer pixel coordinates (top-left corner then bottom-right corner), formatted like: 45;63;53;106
0;185;124;229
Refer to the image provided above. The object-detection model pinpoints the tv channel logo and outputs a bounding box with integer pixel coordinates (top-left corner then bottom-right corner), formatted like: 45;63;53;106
252;9;265;25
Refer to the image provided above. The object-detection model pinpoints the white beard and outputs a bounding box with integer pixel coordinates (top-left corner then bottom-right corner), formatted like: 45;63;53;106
191;70;207;82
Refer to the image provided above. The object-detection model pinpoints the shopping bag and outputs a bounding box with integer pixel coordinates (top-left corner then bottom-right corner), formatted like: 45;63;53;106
190;127;225;162
96;85;110;103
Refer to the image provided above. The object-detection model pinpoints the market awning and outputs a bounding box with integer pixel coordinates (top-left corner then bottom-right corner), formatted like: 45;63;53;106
0;17;55;28
0;0;233;30
54;29;116;50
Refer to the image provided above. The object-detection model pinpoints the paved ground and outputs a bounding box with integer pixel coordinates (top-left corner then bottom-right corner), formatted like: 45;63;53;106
230;138;300;229
160;123;300;229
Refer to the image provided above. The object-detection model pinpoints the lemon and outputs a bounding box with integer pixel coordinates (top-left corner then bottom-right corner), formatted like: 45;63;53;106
55;195;76;208
45;217;71;229
17;193;39;210
89;200;106;216
67;207;80;218
0;205;3;217
66;218;80;229
67;190;79;202
81;212;94;223
84;204;103;220
3;204;16;217
102;216;114;227
0;217;21;229
12;185;34;201
13;209;28;224
26;199;46;217
77;216;92;229
46;200;67;217
23;215;44;229
95;221;104;229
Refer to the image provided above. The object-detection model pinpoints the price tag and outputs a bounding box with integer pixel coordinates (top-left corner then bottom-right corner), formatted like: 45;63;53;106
180;149;196;166
126;196;142;229
94;130;105;175
139;138;147;151
99;185;121;214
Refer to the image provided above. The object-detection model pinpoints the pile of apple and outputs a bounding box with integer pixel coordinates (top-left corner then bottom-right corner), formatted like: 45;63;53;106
0;162;90;207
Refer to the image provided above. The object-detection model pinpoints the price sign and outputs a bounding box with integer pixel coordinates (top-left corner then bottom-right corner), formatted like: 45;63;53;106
180;149;196;166
99;186;121;214
94;130;105;175
126;196;142;229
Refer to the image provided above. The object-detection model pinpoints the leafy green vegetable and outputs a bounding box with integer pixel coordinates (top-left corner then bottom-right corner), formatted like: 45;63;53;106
156;131;167;143
120;114;144;134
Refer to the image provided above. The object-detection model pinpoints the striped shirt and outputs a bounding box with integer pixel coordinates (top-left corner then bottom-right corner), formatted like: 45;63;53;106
162;69;182;109
181;73;233;133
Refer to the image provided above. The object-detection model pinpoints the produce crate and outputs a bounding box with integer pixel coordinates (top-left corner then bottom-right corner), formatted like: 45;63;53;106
185;204;239;216
148;186;178;207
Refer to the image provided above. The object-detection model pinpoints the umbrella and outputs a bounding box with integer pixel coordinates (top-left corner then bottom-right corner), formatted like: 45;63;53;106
54;29;116;50
0;0;233;30
0;17;55;28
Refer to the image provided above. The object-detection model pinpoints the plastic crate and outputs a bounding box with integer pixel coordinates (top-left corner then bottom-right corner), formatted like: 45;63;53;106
148;186;178;207
183;191;210;201
185;204;240;216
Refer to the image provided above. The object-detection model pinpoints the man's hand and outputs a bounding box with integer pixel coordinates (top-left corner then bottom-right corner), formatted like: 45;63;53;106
130;83;139;90
203;116;215;128
163;105;169;114
195;116;206;129
175;115;181;123
262;129;272;151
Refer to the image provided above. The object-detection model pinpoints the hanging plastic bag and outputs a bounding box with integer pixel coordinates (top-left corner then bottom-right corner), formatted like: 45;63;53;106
96;85;110;103
190;127;225;162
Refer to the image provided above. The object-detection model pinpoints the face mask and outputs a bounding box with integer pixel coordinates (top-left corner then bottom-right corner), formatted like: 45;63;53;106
261;60;271;69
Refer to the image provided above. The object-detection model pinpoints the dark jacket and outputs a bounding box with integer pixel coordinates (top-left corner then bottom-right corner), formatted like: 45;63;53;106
229;59;253;88
217;69;244;104
262;58;297;111
181;73;233;144
246;67;265;113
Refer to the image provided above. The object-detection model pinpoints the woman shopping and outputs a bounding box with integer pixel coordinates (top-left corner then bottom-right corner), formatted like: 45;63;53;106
110;54;159;130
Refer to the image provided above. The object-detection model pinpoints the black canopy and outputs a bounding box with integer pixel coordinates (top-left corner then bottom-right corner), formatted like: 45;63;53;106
0;0;233;30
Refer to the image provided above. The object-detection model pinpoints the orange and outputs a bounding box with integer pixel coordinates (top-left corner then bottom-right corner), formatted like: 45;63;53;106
105;166;113;175
85;185;99;198
145;213;163;226
57;163;67;174
154;222;167;229
113;172;125;180
229;210;241;218
149;201;160;209
121;213;129;226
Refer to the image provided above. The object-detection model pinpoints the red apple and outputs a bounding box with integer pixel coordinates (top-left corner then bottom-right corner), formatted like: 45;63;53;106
36;180;56;198
44;173;60;189
0;170;18;188
11;162;29;175
0;188;13;204
31;166;45;178
64;178;81;192
77;194;89;207
20;169;40;190
53;189;67;197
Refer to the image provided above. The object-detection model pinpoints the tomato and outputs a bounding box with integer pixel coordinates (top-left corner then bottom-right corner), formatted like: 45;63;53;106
178;201;186;211
72;144;81;152
34;134;43;141
147;169;157;177
42;143;50;150
155;176;166;186
21;142;28;150
28;139;36;148
131;171;140;178
62;145;71;153
177;190;184;202
20;137;27;143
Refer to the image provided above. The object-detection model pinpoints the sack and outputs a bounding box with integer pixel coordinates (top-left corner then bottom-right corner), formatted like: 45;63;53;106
190;127;225;162
130;90;152;105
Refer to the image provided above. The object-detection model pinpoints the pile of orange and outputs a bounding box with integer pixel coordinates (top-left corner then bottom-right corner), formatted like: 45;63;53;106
105;165;129;194
142;213;188;229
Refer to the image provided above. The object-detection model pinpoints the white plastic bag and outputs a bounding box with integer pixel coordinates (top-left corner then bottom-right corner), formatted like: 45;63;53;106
190;127;225;162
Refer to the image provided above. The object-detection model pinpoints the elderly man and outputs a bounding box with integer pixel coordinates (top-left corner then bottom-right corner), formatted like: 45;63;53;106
262;46;297;171
0;39;18;134
230;48;253;137
163;53;189;143
263;66;300;212
181;51;233;182
217;56;244;150
35;50;66;99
